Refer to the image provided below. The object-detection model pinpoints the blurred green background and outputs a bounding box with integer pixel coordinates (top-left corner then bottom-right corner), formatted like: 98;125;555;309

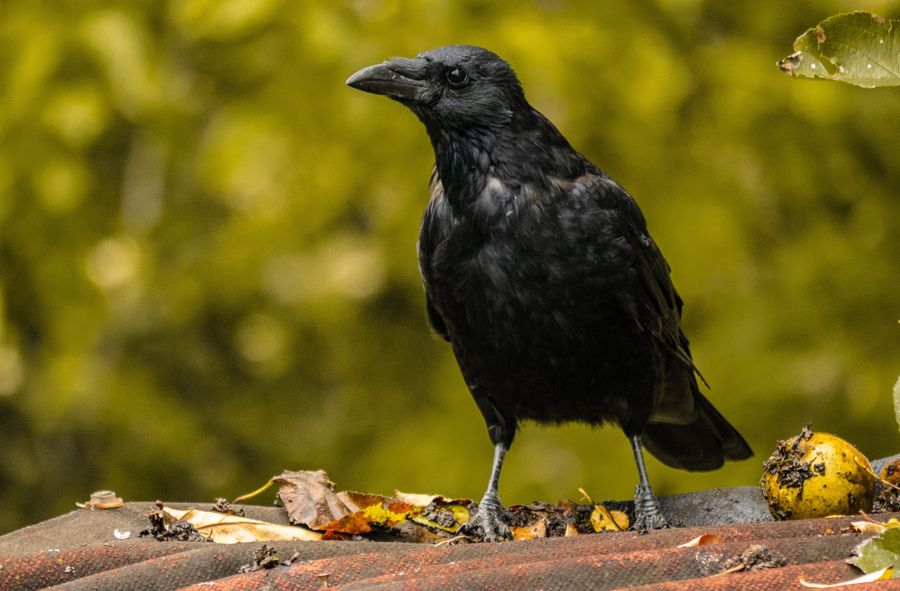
1;0;898;534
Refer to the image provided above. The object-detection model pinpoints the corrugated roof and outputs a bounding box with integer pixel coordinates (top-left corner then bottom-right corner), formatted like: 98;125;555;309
1;498;898;590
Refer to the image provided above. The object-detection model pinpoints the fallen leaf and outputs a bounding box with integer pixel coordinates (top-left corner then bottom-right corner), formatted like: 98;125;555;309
678;534;723;548
393;491;438;507
558;499;579;513
591;504;629;532
848;526;900;576
273;471;436;535
361;500;416;524
394;491;474;532
850;517;900;535
336;491;391;512
242;469;651;542
274;470;356;530
393;491;468;507
851;521;890;535
512;518;547;540
321;498;417;535
162;507;321;543
800;565;894;588
409;501;470;533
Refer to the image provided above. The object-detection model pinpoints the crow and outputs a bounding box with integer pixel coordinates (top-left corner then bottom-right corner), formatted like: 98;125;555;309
347;45;752;540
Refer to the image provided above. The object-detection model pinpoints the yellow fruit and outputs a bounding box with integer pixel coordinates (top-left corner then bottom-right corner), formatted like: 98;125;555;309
761;427;875;520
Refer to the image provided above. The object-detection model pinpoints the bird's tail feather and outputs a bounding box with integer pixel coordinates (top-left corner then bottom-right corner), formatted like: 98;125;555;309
641;388;752;472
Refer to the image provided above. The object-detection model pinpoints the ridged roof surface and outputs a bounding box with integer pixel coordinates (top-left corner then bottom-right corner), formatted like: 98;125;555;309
1;494;898;590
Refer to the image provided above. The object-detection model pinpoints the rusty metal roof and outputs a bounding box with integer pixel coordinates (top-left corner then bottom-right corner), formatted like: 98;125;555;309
1;497;898;590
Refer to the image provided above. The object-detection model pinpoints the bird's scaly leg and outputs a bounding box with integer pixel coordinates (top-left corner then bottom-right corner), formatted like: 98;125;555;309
630;434;669;531
460;442;511;541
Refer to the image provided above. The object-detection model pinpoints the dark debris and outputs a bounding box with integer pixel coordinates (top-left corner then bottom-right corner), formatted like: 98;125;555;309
211;498;245;516
697;544;788;576
874;458;900;513
421;503;458;529
761;425;817;519
138;509;209;542
506;499;634;537
238;544;300;573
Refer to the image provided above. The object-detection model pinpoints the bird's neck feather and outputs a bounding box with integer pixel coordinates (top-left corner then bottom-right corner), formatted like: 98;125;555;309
430;129;493;208
428;111;588;220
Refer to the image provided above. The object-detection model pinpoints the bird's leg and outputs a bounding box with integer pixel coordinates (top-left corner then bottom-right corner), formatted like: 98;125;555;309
630;434;669;531
460;442;511;541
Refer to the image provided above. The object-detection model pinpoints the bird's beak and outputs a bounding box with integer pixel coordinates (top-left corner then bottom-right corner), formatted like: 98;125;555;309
346;57;428;101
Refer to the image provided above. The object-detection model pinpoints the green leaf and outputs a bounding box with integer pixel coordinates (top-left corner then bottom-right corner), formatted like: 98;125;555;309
849;526;900;575
778;12;900;88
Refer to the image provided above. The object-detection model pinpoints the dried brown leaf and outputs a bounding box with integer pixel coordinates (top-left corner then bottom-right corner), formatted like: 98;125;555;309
162;507;321;543
274;470;358;530
393;491;471;507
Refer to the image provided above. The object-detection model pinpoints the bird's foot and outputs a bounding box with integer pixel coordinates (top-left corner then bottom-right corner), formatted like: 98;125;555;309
633;484;669;531
459;495;511;542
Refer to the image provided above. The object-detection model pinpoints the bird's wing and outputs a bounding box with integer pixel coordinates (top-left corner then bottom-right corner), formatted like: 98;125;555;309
425;292;450;341
593;175;702;381
418;166;450;342
632;233;699;377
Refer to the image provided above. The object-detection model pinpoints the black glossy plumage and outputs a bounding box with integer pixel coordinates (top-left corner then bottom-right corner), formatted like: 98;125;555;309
348;46;751;534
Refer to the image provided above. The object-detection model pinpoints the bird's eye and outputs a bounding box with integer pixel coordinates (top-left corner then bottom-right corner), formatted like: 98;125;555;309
445;68;469;87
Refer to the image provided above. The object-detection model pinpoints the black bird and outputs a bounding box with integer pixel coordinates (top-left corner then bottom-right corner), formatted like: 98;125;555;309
347;45;752;539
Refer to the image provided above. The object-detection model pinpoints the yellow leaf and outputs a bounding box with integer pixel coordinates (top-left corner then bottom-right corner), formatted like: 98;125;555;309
394;490;473;533
512;518;547;540
409;503;470;533
591;505;629;532
361;502;412;526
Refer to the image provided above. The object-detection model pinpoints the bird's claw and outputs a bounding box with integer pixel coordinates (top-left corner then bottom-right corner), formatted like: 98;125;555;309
633;510;669;531
459;497;511;542
632;484;669;531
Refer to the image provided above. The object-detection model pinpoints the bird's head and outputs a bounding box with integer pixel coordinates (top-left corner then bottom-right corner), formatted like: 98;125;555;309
346;45;526;135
